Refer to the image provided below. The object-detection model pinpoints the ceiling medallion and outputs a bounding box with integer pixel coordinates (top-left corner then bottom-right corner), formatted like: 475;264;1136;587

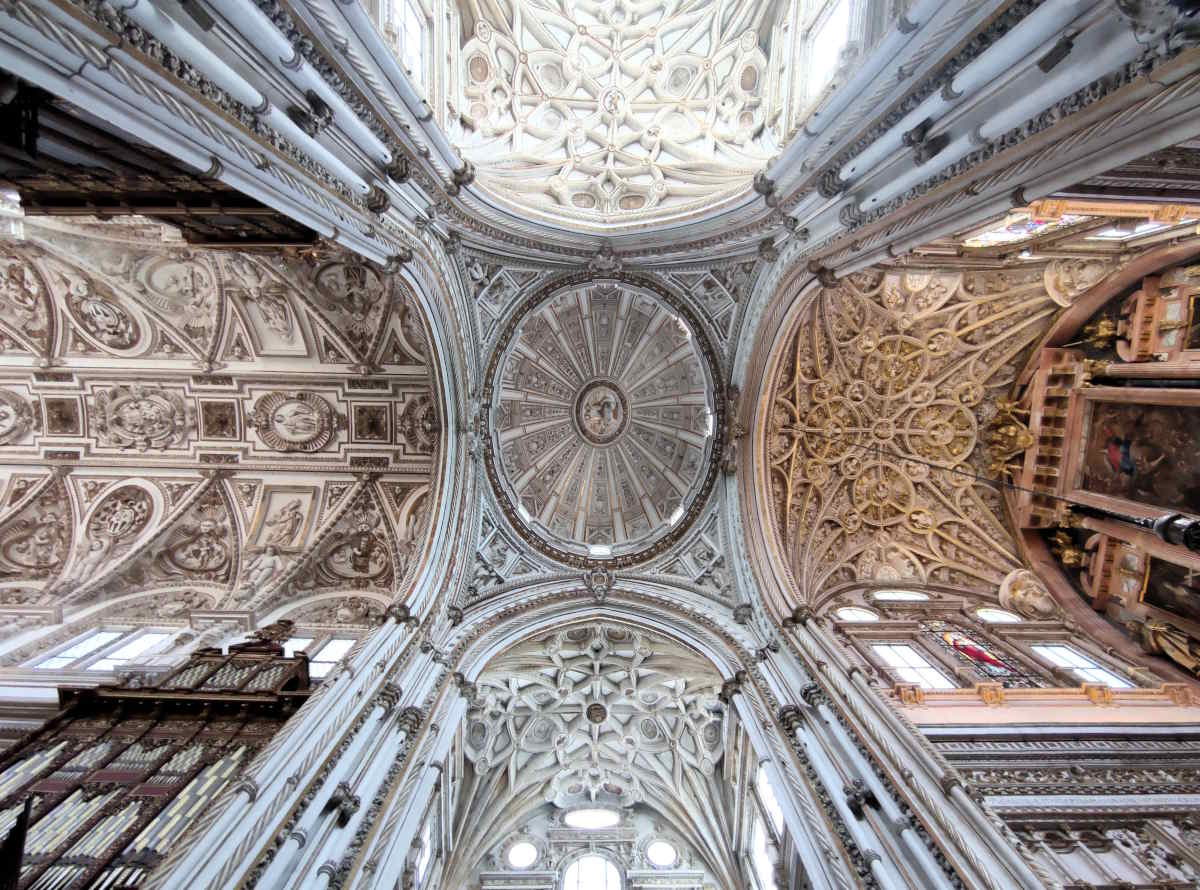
483;272;724;568
574;380;628;446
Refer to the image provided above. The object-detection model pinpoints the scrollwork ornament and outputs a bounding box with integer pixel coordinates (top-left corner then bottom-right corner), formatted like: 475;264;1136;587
91;385;192;451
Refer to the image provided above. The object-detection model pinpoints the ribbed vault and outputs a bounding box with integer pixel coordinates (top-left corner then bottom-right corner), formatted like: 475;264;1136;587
446;620;742;887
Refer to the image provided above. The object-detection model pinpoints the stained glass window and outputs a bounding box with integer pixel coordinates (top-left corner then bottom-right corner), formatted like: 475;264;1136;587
922;621;1036;688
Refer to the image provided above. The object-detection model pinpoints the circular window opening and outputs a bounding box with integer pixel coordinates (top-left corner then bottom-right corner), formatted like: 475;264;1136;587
835;607;879;622
508;841;538;869
564;808;620;829
646;840;678;867
976;607;1022;624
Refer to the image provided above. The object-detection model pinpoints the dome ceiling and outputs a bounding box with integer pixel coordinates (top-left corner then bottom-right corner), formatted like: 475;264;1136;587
450;0;780;230
485;279;719;565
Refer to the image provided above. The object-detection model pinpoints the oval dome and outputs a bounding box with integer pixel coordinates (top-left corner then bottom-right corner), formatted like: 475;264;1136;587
485;279;719;564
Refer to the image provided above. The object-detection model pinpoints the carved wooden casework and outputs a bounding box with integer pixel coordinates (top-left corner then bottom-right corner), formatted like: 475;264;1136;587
0;637;309;890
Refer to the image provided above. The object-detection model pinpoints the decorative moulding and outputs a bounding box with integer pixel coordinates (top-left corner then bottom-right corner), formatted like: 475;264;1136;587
894;682;1200;724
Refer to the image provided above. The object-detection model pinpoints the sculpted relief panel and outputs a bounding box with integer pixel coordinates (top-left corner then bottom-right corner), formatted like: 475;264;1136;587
765;267;1061;599
0;220;440;623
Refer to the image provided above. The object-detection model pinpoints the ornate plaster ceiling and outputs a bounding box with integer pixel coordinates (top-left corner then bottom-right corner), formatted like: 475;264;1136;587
464;623;725;808
486;278;719;565
0;217;439;632
449;622;737;887
763;266;1064;599
450;0;780;230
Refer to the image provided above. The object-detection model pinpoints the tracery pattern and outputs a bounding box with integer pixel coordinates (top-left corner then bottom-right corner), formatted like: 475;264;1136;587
464;623;724;808
453;0;779;224
450;623;736;887
766;268;1060;598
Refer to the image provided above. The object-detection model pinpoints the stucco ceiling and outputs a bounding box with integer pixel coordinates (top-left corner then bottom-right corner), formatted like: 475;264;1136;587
488;281;716;563
449;0;782;230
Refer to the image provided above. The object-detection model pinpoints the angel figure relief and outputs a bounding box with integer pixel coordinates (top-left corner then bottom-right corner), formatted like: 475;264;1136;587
239;545;289;597
0;259;49;341
263;499;306;549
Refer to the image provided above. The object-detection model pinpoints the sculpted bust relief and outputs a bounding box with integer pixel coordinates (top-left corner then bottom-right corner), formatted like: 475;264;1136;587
999;568;1062;620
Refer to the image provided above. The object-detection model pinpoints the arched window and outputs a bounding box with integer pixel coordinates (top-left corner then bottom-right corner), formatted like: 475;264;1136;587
756;764;784;833
563;855;621;890
976;607;1022;624
872;589;929;601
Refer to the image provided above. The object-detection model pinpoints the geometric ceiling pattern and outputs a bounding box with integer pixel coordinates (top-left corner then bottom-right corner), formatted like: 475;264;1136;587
765;266;1064;600
451;623;735;886
0;218;437;629
451;0;779;228
489;281;716;563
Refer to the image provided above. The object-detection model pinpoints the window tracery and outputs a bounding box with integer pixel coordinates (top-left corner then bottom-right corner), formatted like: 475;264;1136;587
563;854;622;890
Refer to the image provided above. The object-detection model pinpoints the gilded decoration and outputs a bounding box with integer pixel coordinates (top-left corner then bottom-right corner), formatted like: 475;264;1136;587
766;268;1059;596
